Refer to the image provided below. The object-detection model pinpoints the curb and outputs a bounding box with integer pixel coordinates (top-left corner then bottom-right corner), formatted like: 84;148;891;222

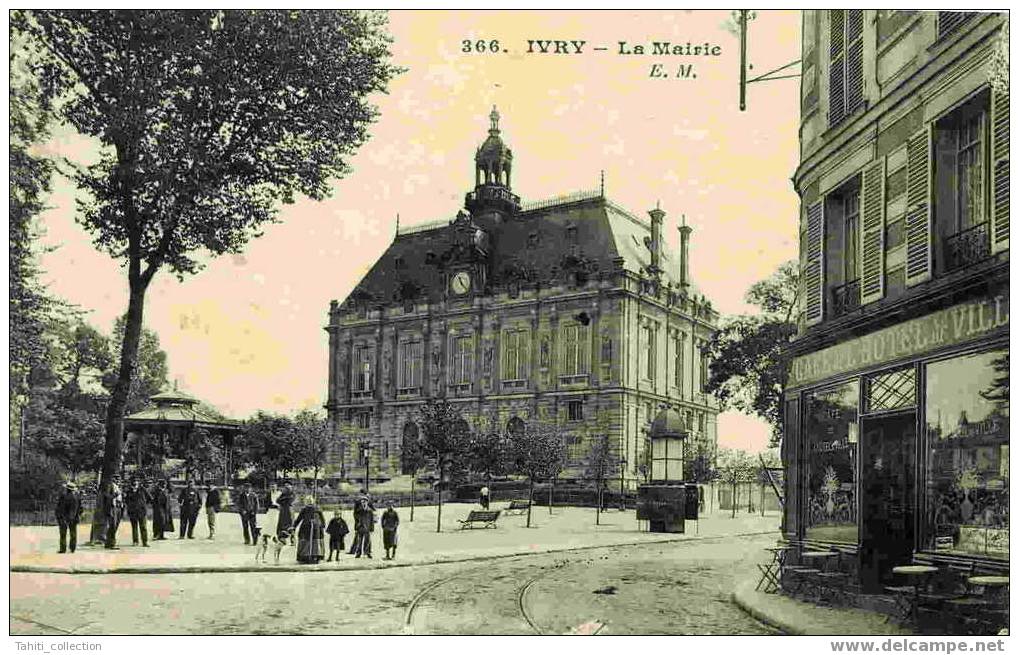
731;580;798;635
11;530;779;575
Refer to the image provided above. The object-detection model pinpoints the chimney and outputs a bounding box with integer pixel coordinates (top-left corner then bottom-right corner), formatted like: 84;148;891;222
678;215;692;289
648;203;665;272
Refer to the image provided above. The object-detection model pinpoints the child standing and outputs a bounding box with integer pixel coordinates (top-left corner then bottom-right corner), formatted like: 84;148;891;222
326;510;349;562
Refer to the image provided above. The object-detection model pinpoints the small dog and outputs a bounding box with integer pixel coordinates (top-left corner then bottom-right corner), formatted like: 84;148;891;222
254;530;293;564
273;530;293;563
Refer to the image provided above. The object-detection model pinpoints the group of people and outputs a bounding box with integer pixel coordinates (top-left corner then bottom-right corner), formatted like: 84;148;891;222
54;479;402;563
54;477;224;552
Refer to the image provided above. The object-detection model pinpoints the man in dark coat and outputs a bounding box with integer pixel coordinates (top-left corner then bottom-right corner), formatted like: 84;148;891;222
151;479;174;540
205;486;221;539
178;480;201;539
125;478;152;547
55;482;83;554
352;498;375;559
381;504;400;560
325;510;349;561
100;480;125;550
237;482;261;545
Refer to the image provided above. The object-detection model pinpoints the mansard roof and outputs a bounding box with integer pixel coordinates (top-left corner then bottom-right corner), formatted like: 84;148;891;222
339;192;704;309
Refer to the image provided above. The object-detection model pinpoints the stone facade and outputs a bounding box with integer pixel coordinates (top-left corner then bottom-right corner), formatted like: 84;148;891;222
325;108;719;487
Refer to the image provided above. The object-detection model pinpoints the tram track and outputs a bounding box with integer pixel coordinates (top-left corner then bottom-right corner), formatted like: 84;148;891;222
404;561;561;635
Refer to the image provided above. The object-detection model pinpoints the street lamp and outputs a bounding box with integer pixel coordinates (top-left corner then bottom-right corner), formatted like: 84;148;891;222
619;456;627;510
359;439;374;496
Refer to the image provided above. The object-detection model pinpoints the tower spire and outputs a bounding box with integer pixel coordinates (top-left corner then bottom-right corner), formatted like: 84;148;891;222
489;105;501;135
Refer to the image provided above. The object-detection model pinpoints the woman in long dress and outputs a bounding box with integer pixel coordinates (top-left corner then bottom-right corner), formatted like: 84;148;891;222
275;483;295;538
293;496;326;564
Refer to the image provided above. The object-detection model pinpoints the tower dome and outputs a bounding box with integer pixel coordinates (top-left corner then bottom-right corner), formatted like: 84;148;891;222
466;105;520;220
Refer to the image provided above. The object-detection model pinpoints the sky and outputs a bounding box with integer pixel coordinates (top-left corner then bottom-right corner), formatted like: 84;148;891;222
34;10;801;453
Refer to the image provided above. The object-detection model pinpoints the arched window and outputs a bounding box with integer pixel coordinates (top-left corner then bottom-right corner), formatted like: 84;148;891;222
401;422;420;475
506;417;525;439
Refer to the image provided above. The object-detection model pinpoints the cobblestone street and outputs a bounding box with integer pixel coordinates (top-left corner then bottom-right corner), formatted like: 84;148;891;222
10;529;778;635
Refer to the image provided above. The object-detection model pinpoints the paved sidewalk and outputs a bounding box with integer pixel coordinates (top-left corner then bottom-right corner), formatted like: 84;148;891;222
11;503;781;574
732;580;915;636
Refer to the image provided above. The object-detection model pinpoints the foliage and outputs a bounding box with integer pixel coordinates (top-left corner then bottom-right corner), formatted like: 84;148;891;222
9;24;56;404
418;399;471;532
183;428;226;484
10;451;66;507
685;449;720;484
716;448;756;485
104;316;169;413
980;353;1009;409
293;410;331;487
703;260;799;446
13;9;400;497
25;388;107;478
241;412;302;482
512;421;566;527
465;430;512;481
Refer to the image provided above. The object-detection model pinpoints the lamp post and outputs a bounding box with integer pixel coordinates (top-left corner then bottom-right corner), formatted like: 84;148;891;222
359;439;373;497
619;457;627;510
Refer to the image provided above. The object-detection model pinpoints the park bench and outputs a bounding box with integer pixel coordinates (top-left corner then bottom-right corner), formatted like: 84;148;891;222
504;500;531;515
458;510;501;530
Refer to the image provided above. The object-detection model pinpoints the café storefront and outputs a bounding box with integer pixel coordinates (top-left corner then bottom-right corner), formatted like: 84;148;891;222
783;291;1009;591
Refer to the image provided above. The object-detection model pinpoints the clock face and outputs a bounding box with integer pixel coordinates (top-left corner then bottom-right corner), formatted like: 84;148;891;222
451;271;471;295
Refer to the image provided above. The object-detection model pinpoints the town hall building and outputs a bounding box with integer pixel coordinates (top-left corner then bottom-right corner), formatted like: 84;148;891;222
325;108;720;487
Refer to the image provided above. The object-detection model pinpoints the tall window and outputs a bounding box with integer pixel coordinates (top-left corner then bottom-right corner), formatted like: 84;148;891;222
560;324;589;378
501;329;529;381
828;10;864;128
450;335;474;385
642;324;656;381
673;334;685;389
844;189;861;281
699;346;710;392
356;412;371;429
397;340;423;393
957;111;986;231
352;345;375;393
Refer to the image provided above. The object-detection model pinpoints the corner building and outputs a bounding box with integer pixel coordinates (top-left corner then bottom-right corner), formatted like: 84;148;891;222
785;11;1008;590
325;108;719;488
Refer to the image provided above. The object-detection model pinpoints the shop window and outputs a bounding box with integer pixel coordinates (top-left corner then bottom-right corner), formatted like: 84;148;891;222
924;349;1009;560
804;381;859;543
864;367;916;412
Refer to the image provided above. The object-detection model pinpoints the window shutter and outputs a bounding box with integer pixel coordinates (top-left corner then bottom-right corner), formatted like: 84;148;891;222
521;331;530;379
828;10;846;128
580;326;590;374
804;201;825;325
844;10;864;116
465;336;474;383
991;86;1010;254
905;127;933;286
860;158;886;304
500;330;509;380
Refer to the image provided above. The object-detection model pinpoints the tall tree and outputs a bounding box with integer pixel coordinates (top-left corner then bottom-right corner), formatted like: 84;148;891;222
419;399;470;533
293;410;330;498
703;260;799;446
512;422;566;528
716;448;756;518
104;316;168;413
583;433;614;525
10;22;56;459
15;9;399;499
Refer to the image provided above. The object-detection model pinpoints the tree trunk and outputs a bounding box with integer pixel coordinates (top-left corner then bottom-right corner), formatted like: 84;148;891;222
548;476;554;515
435;453;443;533
93;278;147;543
526;478;534;528
410;475;415;522
731;479;737;518
596;480;602;526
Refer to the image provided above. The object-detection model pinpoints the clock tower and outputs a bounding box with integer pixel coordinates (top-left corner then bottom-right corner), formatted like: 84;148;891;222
465;106;520;225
